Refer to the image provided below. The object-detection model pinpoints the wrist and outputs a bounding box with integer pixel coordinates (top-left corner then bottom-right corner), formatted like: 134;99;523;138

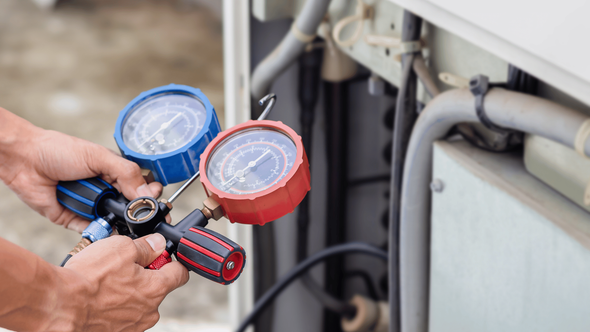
40;266;92;332
0;107;43;183
0;238;89;332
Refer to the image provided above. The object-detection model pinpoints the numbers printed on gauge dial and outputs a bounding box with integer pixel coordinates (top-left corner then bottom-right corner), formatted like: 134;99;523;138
206;128;298;195
121;93;207;155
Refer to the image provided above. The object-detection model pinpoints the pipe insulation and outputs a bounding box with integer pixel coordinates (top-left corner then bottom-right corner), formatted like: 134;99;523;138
399;87;590;332
412;54;440;98
250;0;332;100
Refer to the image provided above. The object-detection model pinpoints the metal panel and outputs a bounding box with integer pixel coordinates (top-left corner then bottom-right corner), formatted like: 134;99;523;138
430;140;590;332
386;0;590;107
252;0;294;21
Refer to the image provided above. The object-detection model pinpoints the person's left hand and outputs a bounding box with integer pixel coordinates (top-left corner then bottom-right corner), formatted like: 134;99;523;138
0;109;163;232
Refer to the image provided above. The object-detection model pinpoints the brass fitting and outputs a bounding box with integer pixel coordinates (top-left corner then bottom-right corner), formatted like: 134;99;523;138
341;295;389;332
159;198;173;211
127;198;156;222
68;237;92;257
202;197;224;220
141;168;155;184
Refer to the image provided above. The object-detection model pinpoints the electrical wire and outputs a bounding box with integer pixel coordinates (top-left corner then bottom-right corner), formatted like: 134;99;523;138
236;242;388;332
301;274;357;318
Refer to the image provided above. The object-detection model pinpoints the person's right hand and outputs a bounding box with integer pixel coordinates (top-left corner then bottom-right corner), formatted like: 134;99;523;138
52;233;189;332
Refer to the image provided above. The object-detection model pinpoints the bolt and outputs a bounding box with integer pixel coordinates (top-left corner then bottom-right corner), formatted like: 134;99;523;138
226;261;235;270
430;179;444;193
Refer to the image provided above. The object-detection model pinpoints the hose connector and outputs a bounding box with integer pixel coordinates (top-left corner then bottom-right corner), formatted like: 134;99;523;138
82;217;113;243
257;94;277;121
341;295;389;332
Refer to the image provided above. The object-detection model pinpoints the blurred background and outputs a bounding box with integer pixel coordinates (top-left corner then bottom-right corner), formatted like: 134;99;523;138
0;0;229;330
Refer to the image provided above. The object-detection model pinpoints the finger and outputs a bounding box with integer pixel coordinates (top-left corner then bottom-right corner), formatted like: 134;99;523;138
153;261;190;294
136;183;153;197
49;207;91;233
133;233;166;267
148;182;163;198
106;148;121;156
66;218;91;234
86;146;147;200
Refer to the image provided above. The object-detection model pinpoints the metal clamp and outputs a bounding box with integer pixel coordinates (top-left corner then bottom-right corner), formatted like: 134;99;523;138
469;74;512;134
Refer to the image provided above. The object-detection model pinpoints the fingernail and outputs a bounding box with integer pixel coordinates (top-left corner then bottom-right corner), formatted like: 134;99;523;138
136;184;153;197
146;233;166;252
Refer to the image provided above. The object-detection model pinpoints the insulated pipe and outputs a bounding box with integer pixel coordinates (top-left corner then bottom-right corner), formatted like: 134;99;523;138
250;0;332;100
412;54;440;98
399;87;590;332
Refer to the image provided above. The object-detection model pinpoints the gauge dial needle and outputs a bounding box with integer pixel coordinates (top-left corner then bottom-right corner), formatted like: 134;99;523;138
138;112;183;148
222;149;271;187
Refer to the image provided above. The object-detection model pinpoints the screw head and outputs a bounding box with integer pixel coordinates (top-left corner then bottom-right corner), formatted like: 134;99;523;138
430;179;445;193
226;261;235;270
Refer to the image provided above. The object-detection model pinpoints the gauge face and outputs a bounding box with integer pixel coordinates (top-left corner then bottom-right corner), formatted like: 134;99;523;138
121;93;207;155
206;127;298;195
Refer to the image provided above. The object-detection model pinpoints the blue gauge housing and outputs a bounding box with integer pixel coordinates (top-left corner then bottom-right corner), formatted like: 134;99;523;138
114;84;221;186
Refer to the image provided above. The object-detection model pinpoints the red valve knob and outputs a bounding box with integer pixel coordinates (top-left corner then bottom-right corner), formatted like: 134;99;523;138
148;251;172;270
176;226;246;284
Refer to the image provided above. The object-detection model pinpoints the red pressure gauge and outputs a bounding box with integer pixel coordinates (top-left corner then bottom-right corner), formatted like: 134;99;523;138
199;120;310;225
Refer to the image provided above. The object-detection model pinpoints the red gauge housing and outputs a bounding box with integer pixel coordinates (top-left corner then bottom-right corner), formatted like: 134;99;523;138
199;120;310;225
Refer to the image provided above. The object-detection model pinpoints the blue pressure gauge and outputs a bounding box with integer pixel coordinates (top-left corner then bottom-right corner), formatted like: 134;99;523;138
114;84;221;186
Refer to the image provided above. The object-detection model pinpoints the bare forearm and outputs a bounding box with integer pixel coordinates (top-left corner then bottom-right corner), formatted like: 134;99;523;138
0;107;41;184
0;238;86;331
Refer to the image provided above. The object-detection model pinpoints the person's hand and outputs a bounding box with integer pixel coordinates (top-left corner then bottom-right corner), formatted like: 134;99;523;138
50;233;189;332
0;233;189;332
0;108;163;232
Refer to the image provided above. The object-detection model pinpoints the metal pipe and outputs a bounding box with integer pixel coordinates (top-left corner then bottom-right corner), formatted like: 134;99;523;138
399;87;590;332
412;53;440;98
257;94;277;121
168;171;200;204
250;0;332;100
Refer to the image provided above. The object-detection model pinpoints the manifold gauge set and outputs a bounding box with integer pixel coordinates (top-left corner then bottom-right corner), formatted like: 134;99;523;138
56;84;310;284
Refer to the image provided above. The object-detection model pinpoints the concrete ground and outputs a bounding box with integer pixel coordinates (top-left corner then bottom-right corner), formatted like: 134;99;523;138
0;0;229;330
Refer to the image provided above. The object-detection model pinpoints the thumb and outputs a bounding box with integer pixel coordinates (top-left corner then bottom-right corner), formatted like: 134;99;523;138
86;145;152;200
133;233;167;267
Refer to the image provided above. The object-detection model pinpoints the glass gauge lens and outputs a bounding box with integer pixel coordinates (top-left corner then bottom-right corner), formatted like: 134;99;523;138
121;93;207;155
206;127;298;195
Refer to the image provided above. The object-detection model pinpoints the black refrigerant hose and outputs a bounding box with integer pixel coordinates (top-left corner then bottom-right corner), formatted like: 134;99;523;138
388;11;423;332
236;242;388;332
296;44;359;318
296;45;322;263
60;254;72;267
